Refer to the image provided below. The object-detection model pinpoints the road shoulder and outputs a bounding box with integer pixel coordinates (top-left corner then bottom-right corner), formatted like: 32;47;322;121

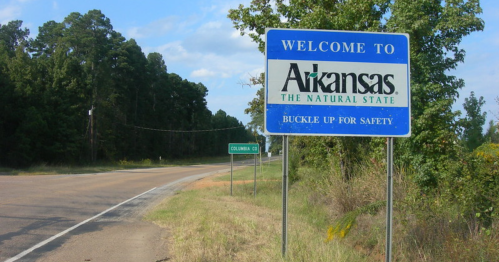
36;221;170;262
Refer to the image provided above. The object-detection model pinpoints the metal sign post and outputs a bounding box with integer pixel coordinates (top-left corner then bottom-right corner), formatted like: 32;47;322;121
386;137;394;262
282;135;289;257
230;154;233;196
254;154;257;197
228;143;260;197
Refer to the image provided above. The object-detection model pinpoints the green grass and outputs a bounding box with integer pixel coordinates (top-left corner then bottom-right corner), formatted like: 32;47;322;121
0;155;252;176
0;164;120;176
214;158;282;182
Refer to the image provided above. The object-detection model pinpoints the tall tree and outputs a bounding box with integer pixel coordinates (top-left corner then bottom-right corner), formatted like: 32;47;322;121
484;96;499;143
243;73;265;133
0;21;30;55
484;120;499;143
0;21;31;166
0;44;12;165
30;20;63;57
388;0;484;190
62;10;121;161
460;91;486;151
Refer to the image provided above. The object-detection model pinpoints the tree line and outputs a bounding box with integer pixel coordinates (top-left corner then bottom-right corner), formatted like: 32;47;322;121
0;10;259;167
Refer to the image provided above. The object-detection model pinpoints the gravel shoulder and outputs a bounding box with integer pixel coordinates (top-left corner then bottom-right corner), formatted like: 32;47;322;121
36;221;170;262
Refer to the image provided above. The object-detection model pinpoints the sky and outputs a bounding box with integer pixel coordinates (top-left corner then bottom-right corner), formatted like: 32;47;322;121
1;0;498;129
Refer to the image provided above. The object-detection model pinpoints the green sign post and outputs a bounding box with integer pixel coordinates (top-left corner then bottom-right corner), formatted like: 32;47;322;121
229;143;260;196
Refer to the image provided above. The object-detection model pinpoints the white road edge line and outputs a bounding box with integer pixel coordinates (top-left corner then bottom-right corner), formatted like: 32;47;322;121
5;187;158;262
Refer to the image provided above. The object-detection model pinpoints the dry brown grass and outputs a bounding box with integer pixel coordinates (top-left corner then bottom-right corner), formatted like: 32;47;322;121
146;166;367;262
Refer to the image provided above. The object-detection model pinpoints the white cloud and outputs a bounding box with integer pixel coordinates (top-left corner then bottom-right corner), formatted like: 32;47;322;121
0;5;21;24
191;68;231;79
151;41;202;65
191;68;217;78
201;21;222;30
216;0;254;16
230;29;241;39
145;17;262;81
242;67;265;80
198;52;261;79
127;16;178;39
183;19;258;56
0;0;39;25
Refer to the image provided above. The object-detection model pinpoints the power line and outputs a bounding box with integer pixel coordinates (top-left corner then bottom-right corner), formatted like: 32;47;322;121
132;125;246;133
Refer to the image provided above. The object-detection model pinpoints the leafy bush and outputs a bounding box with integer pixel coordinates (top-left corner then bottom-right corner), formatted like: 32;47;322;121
445;143;498;230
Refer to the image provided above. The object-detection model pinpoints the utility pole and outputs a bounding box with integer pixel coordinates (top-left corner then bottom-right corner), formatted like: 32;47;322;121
89;106;95;162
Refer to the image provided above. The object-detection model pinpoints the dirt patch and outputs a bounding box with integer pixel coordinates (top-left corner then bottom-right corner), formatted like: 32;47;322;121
184;173;280;190
184;173;256;190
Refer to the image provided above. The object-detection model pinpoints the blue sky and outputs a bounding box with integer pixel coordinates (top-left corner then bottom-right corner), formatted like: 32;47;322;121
1;0;497;128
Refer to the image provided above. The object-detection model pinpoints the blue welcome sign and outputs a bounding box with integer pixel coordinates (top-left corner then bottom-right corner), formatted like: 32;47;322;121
264;29;411;137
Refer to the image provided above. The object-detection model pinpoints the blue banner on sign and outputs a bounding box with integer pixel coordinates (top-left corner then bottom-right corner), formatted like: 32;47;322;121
266;29;409;64
266;104;410;136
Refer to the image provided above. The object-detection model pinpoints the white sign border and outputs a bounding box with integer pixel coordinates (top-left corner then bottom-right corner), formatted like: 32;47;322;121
264;28;411;137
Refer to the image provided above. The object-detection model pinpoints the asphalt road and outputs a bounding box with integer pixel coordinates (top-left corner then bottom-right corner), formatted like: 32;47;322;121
0;160;255;262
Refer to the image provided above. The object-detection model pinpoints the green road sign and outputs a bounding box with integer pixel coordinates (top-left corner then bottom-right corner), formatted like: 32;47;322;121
228;143;259;154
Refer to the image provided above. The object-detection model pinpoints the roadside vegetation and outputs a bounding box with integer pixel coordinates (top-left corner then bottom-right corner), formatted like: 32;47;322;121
147;154;498;261
215;1;498;261
146;160;366;261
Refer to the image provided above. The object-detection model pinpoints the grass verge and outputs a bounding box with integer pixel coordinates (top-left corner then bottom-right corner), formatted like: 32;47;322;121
146;160;367;262
0;155;251;176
